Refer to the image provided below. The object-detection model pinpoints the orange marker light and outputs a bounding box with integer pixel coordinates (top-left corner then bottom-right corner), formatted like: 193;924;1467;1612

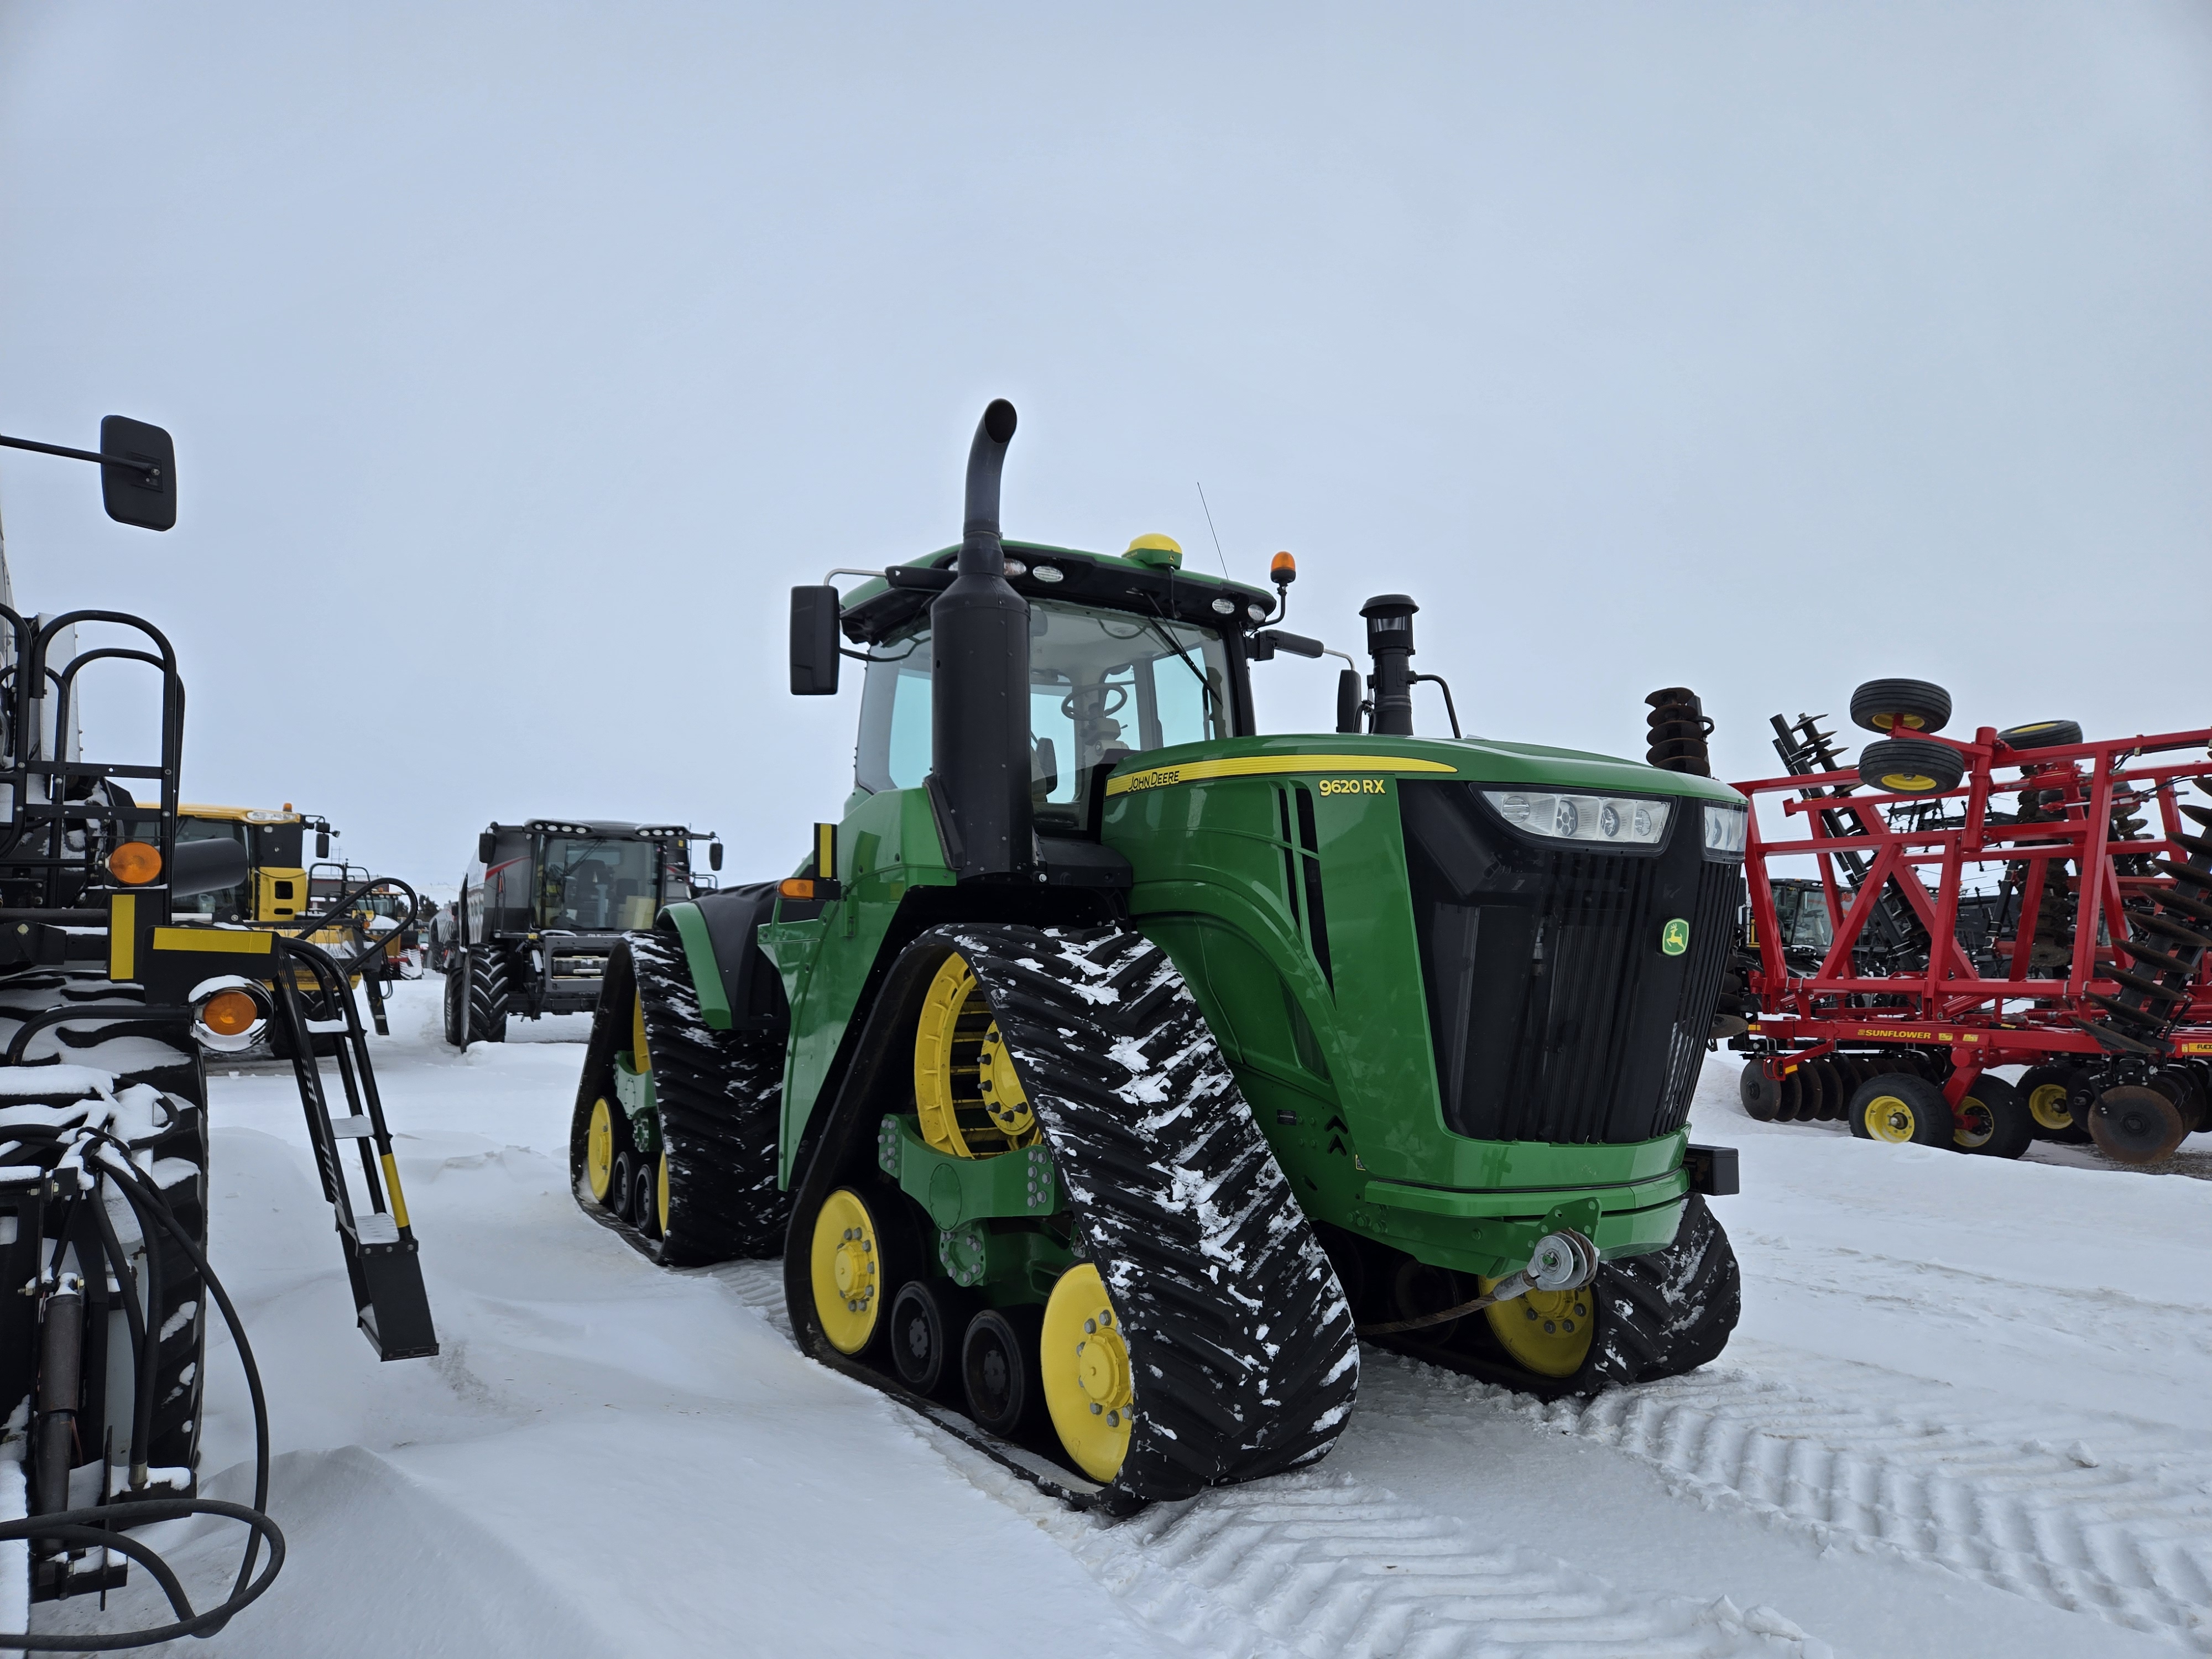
201;990;259;1037
1270;551;1296;585
779;878;817;900
107;842;163;885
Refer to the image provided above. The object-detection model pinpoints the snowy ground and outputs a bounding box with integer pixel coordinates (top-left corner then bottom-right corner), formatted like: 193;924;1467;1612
40;979;2212;1657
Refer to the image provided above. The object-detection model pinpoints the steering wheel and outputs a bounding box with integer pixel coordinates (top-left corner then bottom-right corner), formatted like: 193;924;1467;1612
1062;684;1129;720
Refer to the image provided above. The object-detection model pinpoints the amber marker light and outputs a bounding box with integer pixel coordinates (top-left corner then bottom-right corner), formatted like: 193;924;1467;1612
107;841;163;885
201;990;259;1037
779;878;816;900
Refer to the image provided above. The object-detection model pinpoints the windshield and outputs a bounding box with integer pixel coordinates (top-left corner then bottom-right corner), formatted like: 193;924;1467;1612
173;817;247;920
855;599;1230;833
537;836;664;931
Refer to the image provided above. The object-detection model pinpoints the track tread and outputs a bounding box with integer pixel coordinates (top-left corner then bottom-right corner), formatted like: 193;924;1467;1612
945;922;1360;1503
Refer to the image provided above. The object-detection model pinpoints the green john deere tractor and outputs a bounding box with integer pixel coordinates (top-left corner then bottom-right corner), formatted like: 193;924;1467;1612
572;401;1745;1507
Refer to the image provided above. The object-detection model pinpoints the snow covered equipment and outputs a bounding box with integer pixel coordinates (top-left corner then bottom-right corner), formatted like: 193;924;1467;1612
445;818;719;1046
1732;682;2212;1164
571;400;1745;1509
0;421;432;1641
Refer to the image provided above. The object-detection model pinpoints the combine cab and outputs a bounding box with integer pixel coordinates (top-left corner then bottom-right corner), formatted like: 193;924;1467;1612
446;818;719;1045
567;403;1746;1509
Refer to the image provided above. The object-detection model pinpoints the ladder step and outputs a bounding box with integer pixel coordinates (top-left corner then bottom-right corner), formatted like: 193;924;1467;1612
331;1116;374;1139
355;1213;400;1245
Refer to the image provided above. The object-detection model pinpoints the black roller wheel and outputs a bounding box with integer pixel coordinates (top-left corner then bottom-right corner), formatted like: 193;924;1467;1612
888;1279;972;1399
1999;719;2083;752
1846;1071;1952;1146
962;1305;1047;1439
1850;678;1953;737
1738;1061;1782;1122
610;1145;639;1223
1952;1074;2033;1159
633;1157;662;1240
1858;738;1965;797
2088;1084;2189;1164
2019;1063;2094;1144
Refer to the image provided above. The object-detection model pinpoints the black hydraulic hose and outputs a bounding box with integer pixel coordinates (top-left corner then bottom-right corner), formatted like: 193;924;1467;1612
0;1131;285;1650
85;1191;149;1477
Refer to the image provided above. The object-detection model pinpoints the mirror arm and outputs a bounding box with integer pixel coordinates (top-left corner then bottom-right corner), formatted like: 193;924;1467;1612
0;432;160;483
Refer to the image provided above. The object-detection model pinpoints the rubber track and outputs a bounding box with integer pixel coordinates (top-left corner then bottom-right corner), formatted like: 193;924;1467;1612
946;923;1360;1504
620;927;788;1264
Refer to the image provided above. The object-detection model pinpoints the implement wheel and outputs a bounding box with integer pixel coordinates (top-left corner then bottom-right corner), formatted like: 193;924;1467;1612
1998;719;2083;751
1850;678;1953;736
2019;1064;2094;1144
1952;1074;2033;1159
1846;1072;1952;1146
2087;1085;2189;1164
1857;738;1965;797
1738;1061;1782;1121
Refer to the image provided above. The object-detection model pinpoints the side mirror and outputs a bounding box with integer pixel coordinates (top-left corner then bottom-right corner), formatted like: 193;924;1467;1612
100;416;177;532
315;830;331;860
1336;668;1365;735
790;586;842;696
1032;736;1060;796
708;841;723;872
477;830;497;866
1258;629;1323;660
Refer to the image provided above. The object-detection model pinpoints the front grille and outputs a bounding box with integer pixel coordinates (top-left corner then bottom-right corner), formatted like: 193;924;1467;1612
1399;782;1743;1145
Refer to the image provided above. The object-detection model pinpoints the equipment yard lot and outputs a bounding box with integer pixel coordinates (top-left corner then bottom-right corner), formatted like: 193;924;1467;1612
58;978;2212;1658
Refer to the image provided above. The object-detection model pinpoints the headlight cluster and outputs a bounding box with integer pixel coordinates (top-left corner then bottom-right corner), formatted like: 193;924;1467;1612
1484;791;1670;846
1703;803;1749;859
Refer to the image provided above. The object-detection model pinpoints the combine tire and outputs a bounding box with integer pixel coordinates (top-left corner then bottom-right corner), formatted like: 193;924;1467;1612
1998;719;2083;751
441;963;465;1046
1846;1071;1952;1146
571;927;790;1265
2087;1084;2189;1164
1858;738;1964;797
1952;1074;2033;1159
2019;1064;2094;1144
1850;678;1952;736
786;924;1359;1504
457;949;509;1044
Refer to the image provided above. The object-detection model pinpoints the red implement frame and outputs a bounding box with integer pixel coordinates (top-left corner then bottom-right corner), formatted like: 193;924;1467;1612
1735;722;2212;1103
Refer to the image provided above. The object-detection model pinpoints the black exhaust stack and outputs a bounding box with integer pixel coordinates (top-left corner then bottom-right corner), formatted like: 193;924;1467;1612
1360;594;1419;737
930;400;1032;880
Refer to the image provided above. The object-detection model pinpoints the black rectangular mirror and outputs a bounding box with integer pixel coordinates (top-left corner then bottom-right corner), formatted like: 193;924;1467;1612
708;841;723;871
315;830;330;859
100;416;176;531
790;585;842;696
1337;668;1364;734
477;830;497;866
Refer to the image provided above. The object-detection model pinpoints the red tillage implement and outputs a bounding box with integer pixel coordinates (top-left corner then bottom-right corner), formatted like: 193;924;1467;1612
1732;693;2212;1166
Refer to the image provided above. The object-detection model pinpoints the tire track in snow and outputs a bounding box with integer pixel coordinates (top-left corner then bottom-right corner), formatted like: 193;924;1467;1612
714;1261;1822;1658
1365;1348;2212;1651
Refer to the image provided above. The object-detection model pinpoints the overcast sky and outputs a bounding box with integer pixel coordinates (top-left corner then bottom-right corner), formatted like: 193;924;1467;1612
2;3;2206;883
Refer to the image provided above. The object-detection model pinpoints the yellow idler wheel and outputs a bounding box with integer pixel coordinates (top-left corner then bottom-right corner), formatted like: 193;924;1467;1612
1481;1277;1595;1378
656;1151;671;1237
914;952;1039;1157
1042;1263;1134;1482
810;1187;886;1355
2028;1082;2074;1133
585;1098;617;1203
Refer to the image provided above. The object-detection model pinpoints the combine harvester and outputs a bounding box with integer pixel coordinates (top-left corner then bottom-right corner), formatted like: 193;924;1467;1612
0;416;436;1644
1729;679;2212;1164
570;400;1747;1510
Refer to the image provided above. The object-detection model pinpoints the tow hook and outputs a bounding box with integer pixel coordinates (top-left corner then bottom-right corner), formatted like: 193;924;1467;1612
1356;1228;1599;1337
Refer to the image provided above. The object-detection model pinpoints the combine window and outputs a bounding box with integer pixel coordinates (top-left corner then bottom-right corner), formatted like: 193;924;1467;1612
535;837;663;932
855;601;1229;833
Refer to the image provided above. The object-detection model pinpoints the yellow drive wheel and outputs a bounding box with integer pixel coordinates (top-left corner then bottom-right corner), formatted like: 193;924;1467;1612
2028;1082;2074;1132
1481;1278;1595;1378
656;1151;671;1237
914;953;1039;1157
1042;1263;1134;1482
810;1187;886;1355
586;1098;617;1203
